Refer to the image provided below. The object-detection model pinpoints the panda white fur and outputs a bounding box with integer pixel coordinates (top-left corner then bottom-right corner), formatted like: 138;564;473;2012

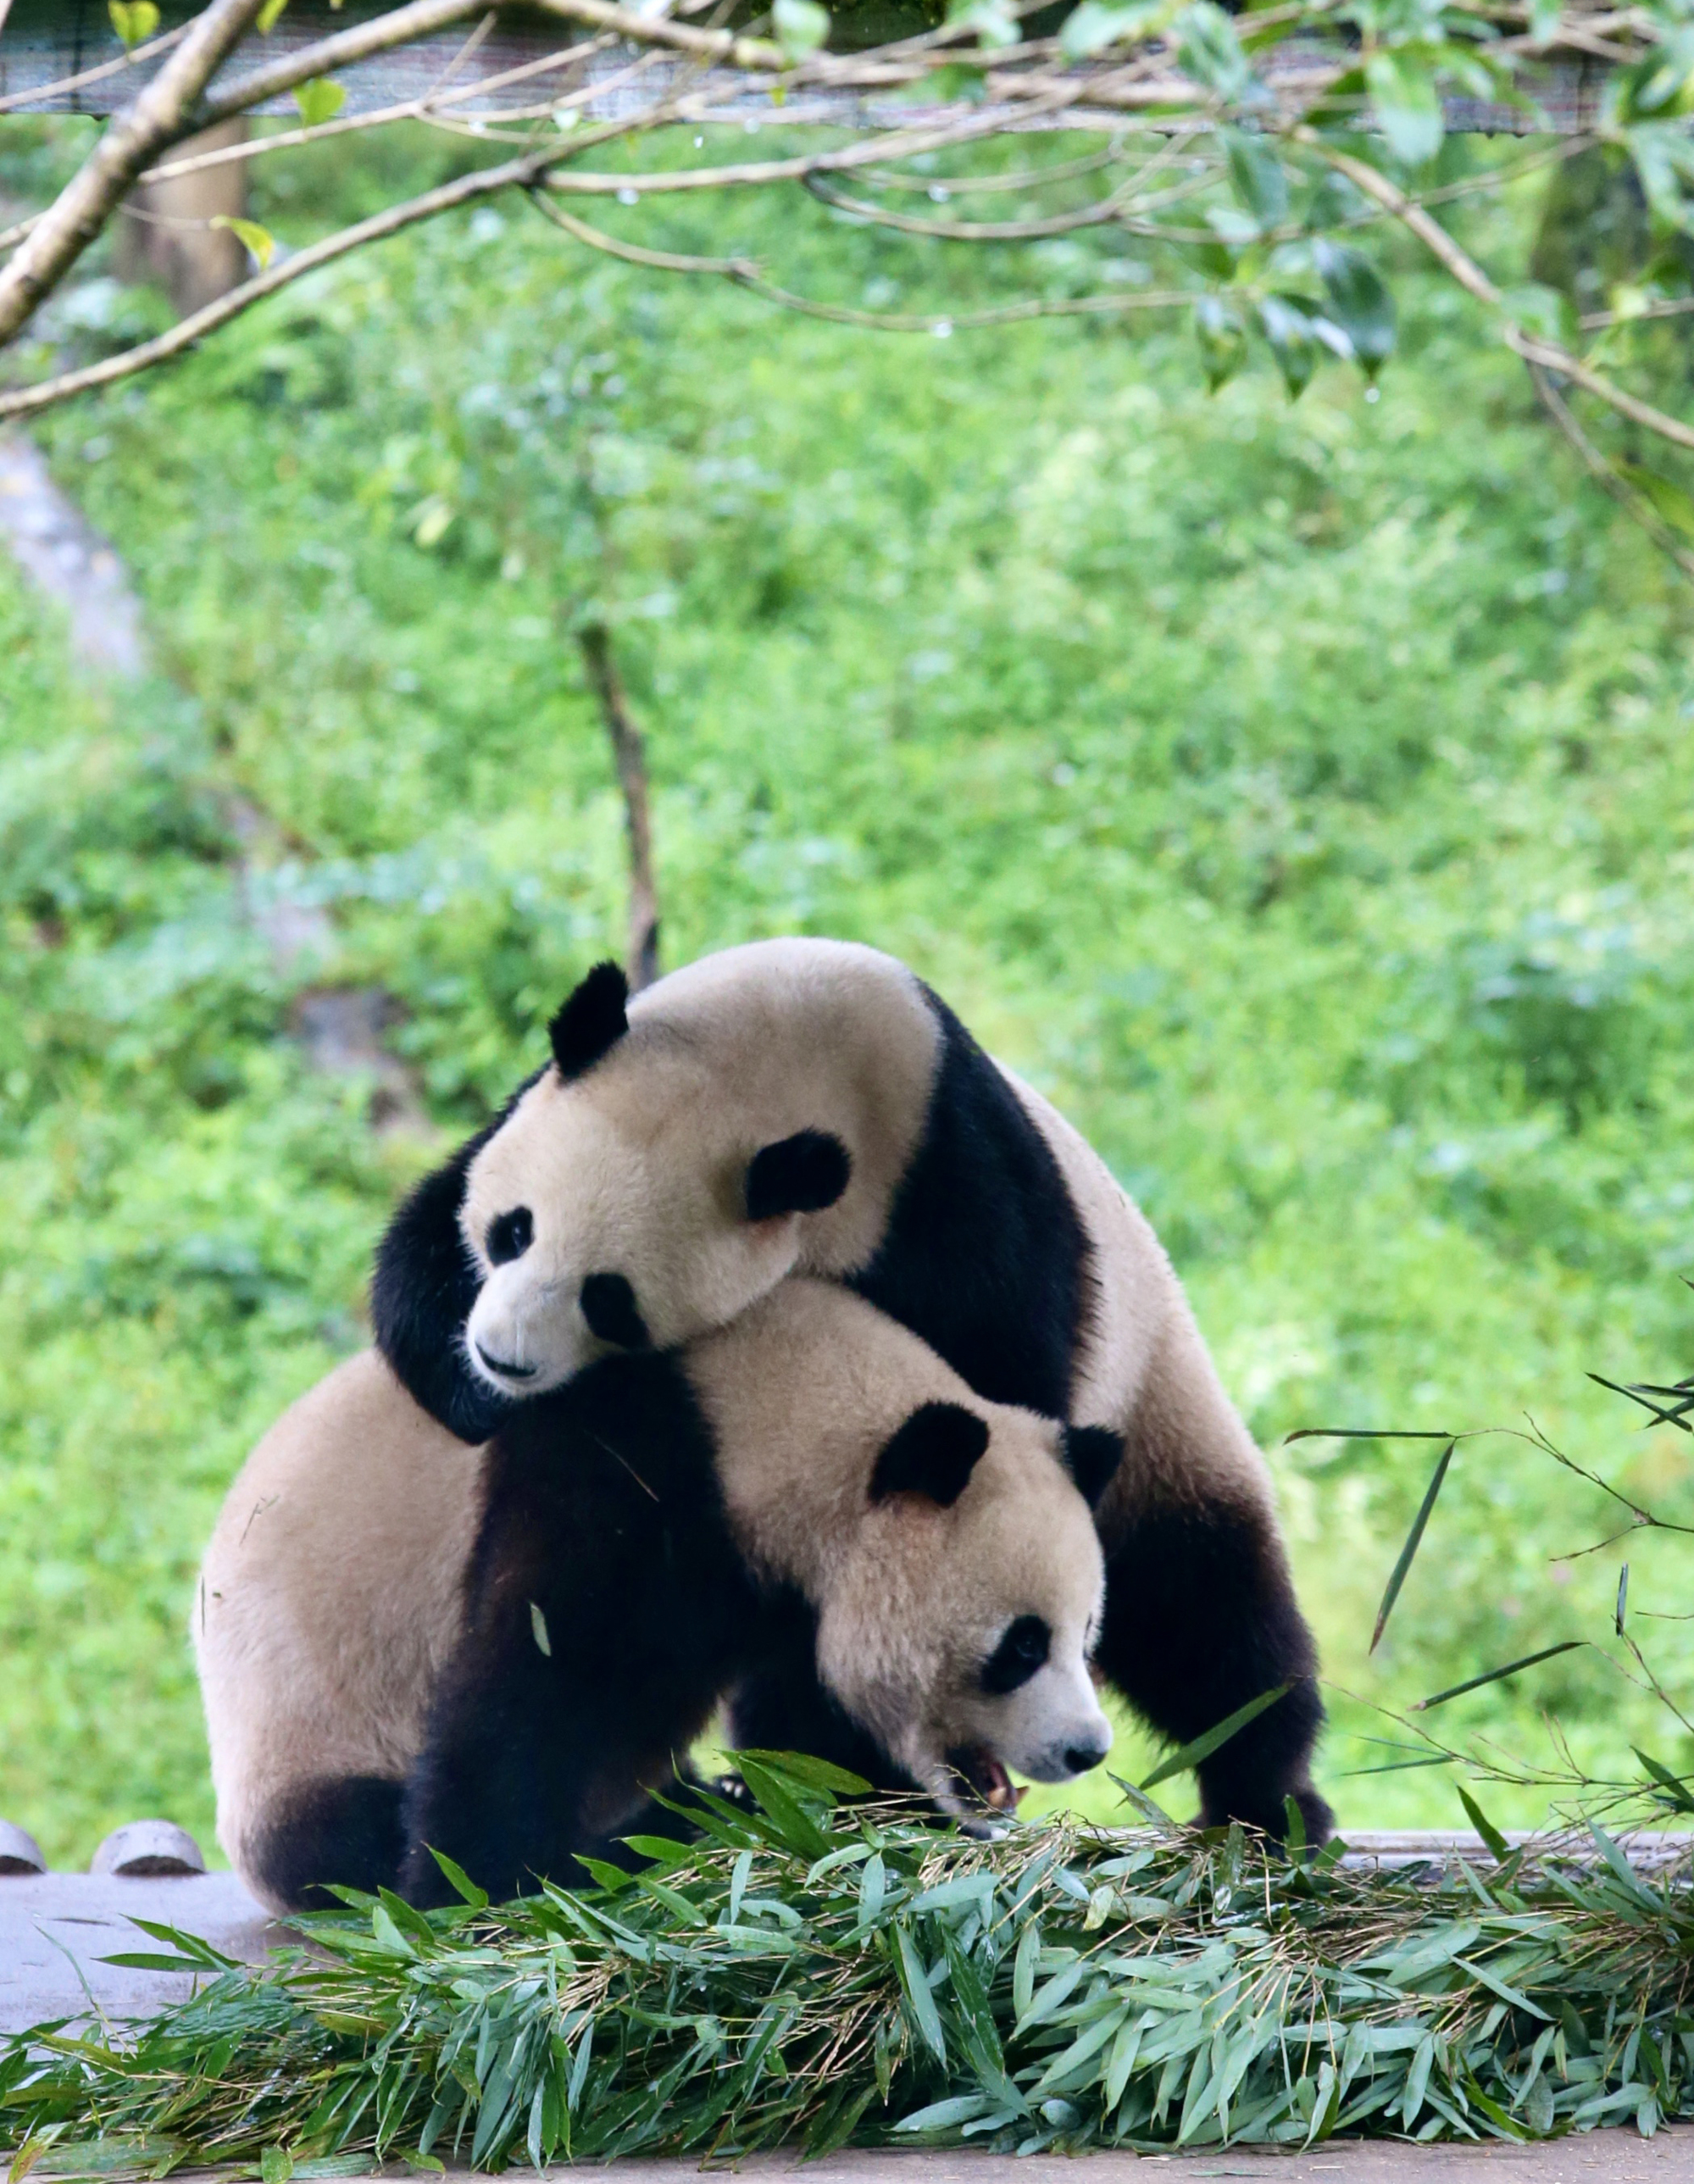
373;938;1331;1842
197;1281;1117;1913
197;1349;476;1911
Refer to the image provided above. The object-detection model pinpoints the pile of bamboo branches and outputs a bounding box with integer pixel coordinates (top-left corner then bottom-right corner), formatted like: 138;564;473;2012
4;1760;1691;2172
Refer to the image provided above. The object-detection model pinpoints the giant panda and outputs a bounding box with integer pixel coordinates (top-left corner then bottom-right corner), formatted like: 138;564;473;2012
373;937;1332;1842
197;1281;1118;1914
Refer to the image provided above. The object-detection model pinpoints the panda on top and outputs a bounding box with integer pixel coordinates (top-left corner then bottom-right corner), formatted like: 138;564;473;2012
199;1281;1118;1911
373;937;1331;1847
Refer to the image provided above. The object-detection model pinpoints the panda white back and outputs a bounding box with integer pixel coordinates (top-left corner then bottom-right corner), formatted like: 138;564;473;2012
195;1350;480;1909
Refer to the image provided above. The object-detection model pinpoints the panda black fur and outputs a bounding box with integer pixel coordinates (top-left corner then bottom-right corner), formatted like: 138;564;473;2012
373;939;1331;1842
197;1282;1115;1912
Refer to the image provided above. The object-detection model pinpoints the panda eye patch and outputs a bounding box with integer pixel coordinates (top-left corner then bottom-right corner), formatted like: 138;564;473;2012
980;1614;1050;1695
580;1272;651;1350
486;1207;533;1265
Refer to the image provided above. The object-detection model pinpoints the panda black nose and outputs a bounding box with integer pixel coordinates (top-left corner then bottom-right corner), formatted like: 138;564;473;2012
475;1342;536;1380
1065;1738;1111;1776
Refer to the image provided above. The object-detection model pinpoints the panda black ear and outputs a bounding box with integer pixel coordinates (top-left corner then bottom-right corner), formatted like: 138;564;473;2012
870;1403;990;1509
1061;1424;1124;1511
548;961;630;1080
744;1130;852;1222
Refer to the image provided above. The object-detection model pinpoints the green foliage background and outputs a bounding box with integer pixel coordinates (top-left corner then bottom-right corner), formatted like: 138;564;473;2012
1;122;1691;1868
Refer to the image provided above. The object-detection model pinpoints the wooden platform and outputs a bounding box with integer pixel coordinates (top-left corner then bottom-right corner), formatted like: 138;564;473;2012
0;1870;278;2034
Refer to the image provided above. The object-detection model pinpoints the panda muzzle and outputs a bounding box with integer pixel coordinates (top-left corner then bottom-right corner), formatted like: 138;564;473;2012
474;1342;538;1381
944;1745;1024;1812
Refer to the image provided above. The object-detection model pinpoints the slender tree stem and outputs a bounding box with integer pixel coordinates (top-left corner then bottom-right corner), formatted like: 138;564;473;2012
578;622;661;992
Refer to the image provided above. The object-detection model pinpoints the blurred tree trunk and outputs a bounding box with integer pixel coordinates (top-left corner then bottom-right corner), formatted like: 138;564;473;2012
578;621;661;992
115;120;249;316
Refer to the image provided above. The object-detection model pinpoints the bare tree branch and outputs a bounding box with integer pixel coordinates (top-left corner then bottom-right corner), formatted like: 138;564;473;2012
1508;329;1694;453
1302;131;1694;463
1;0;1691;578
528;189;1191;327
803;171;1151;242
1292;132;1504;309
136;33;615;187
0;0;270;347
1580;293;1694;331
0;141;568;420
578;622;661;992
527;0;784;72
197;0;501;129
1527;358;1694;583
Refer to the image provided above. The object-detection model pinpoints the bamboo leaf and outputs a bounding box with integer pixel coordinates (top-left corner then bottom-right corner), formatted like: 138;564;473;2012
3;1798;1686;2165
1013;1916;1041;2021
1634;1748;1694;1813
1412;1641;1584;1711
427;1848;489;1909
1141;1684;1290;1790
1456;1957;1551;2022
1371;1439;1454;1652
892;2093;995;2133
734;1748;870;1798
733;1757;833;1858
896;1926;947;2064
1285;1428;1453;1442
1456;1786;1510;1862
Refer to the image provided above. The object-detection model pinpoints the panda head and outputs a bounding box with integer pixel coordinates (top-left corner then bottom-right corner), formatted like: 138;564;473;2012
375;962;856;1435
816;1403;1119;1825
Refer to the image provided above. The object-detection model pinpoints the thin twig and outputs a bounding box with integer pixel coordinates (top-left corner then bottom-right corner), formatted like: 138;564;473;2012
196;0;499;127
1526;359;1694;583
526;189;1191;329
0;19;193;118
579;621;661;992
1580;292;1694;331
0;136;599;420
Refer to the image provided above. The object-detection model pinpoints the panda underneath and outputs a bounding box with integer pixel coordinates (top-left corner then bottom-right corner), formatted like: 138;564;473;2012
197;1281;1119;1910
375;937;1333;1847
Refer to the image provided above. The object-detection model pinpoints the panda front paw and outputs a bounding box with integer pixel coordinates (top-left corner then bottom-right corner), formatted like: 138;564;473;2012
1197;1779;1334;1848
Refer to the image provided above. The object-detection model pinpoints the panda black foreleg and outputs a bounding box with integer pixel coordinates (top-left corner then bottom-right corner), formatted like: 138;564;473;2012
247;1774;408;1910
725;1587;920;1795
399;1637;643;1905
398;1573;752;1905
726;1668;914;1792
399;1359;761;1906
1095;1499;1331;1843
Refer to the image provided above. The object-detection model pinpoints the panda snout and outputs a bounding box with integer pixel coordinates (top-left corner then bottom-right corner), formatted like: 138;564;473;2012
474;1341;538;1381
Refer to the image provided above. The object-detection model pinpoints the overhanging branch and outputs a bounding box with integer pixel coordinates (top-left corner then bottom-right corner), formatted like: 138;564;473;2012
0;0;269;345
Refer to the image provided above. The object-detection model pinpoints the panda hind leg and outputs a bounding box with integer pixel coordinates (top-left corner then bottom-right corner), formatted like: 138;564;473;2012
1095;1502;1332;1845
245;1774;407;1911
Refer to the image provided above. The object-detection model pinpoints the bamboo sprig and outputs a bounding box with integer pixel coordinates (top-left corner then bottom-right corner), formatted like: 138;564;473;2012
4;1764;1693;2170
